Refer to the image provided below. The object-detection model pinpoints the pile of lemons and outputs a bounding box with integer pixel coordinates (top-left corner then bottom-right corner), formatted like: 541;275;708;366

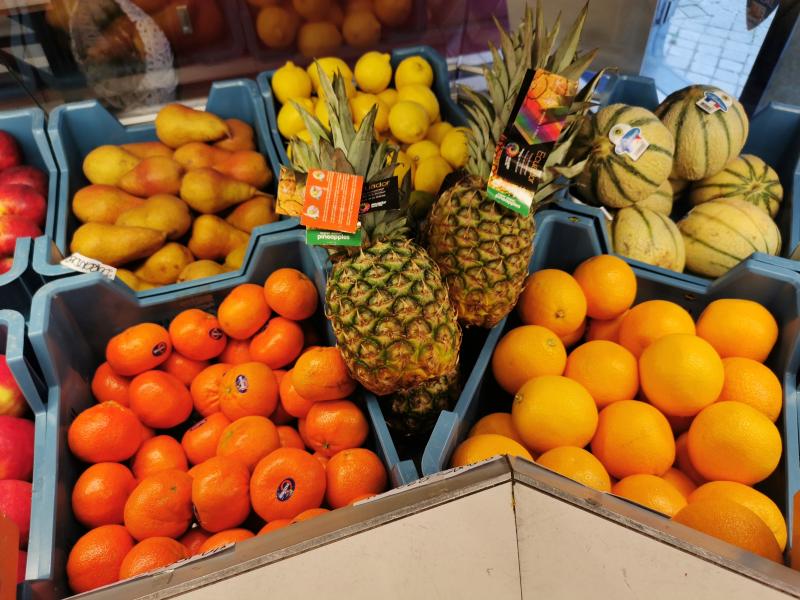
272;51;468;195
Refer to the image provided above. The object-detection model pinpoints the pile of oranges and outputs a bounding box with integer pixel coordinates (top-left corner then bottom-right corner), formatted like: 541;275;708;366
453;254;788;564
64;268;387;594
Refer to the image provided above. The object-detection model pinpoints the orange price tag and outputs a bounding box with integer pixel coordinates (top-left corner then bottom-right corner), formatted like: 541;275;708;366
300;169;364;234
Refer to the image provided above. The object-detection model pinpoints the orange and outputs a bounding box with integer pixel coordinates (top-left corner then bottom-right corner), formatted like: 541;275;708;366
191;456;251;532
292;347;356;402
590;400;675;479
661;467;697;499
132;435;188;479
617;300;695;358
179;527;211;555
278;425;306;450
249;317;305;369
674;432;707;485
123;469;193;540
585;311;628;343
468;413;527;447
564;340;638;408
573;255;637;320
278;368;315;418
687;401;781;485
217;415;281;471
491;326;567;395
218;283;271;340
717;357;782;422
219;338;253;365
190;363;231;417
612;474;687;517
511;375;598;454
517;269;587;336
66;524;134;593
220;362;279;420
536;446;611;492
72;462;137;528
304;400;369;457
326;448;387;509
197;528;254;553
91;362;131;406
292;507;330;523
690;481;787;551
182;412;232;465
258;519;291;535
129;370;193;429
263;268;319;321
160;352;209;387
106;323;172;376
119;537;189;580
559;319;586;348
672;498;783;562
68;401;143;463
250;447;327;521
169;309;227;361
639;333;724;417
451;434;533;467
696;299;778;362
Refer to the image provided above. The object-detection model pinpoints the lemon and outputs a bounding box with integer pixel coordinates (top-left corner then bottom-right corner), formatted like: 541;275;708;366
272;61;312;105
377;88;398;109
277;98;314;139
395;55;434;88
441;127;468;168
354;51;392;94
390;149;414;183
295;129;312;143
415;155;452;194
315;100;330;130
389;101;430;144
407;140;440;164
307;57;355;97
350;93;389;133
397;85;439;122
426;121;454;145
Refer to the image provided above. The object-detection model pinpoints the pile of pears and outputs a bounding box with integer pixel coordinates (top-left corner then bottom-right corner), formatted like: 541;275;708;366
71;104;277;291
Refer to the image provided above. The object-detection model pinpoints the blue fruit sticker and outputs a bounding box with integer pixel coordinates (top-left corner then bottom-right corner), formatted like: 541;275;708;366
152;342;168;357
235;374;248;394
276;478;295;502
209;327;224;340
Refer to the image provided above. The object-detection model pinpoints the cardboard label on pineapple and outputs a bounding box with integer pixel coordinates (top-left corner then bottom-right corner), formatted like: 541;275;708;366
306;228;363;247
360;176;399;213
696;90;732;114
60;253;117;280
487;68;578;216
300;169;364;234
608;124;650;161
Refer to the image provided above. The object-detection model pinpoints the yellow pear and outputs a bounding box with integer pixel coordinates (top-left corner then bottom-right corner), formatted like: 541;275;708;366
180;168;261;213
120;141;174;159
173;142;230;170
115;194;191;240
70;223;166;266
225;197;278;232
188;215;249;260
115;268;145;291
215;119;256;151
224;244;248;270
72;185;145;224
117;156;184;197
155;104;231;148
213;151;273;189
177;260;230;283
134;243;194;285
82;145;140;185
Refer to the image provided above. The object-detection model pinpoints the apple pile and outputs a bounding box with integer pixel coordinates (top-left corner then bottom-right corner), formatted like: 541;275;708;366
0;131;49;274
0;356;33;584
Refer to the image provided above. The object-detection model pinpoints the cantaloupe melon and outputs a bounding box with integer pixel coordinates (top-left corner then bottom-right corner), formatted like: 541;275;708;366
612;205;685;272
669;177;690;199
655;86;749;181
689;154;783;217
678;198;781;277
637;180;673;215
576;104;675;209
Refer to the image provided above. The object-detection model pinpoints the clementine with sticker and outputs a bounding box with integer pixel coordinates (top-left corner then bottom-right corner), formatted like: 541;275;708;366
300;169;364;234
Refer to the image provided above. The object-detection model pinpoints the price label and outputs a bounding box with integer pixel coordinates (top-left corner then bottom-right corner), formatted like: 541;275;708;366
301;169;364;234
60;253;117;280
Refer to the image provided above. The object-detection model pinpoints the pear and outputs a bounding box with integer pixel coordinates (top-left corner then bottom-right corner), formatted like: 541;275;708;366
214;150;272;188
134;242;194;285
177;260;230;283
70;223;166;266
188;215;249;260
215;119;256;151
180;168;261;213
155;104;231;148
224;244;248;271
173;142;230;170
115;194;191;240
117;156;184;197
83;145;140;186
72;185;145;224
226;197;278;233
120;141;174;159
116;268;145;291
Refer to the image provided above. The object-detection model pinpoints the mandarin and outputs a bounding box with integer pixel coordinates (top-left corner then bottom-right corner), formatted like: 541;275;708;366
536;446;611;492
219;338;253;365
572;255;637;320
66;524;134;593
278;425;306;450
119;537;189;580
220;362;279;420
190;363;230;416
218;283;271;340
181;412;231;465
68;401;143;463
258;519;291;535
129;370;193;429
131;435;188;479
612;474;687;517
123;469;193;540
250;447;326;521
564;340;638;408
169;309;227;361
291;507;330;522
696;299;778;362
71;463;137;528
517;269;587;336
304;400;368;457
217;415;281;471
263;268;319;321
179;527;211;555
249;317;305;369
491;326;567;395
91;362;131;406
197;528;254;553
326;448;388;509
106;323;171;376
617;300;695;357
292;347;356;402
160;352;209;387
191;456;251;532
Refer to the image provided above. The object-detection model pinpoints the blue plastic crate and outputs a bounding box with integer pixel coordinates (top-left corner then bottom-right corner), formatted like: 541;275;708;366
421;209;800;561
35;78;297;289
257;45;468;166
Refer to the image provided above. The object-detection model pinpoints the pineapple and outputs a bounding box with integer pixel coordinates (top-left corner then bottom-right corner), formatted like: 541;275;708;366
384;369;459;438
292;68;461;397
427;3;600;328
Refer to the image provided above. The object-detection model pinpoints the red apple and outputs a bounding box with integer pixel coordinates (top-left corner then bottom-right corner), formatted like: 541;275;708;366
17;549;26;583
0;216;40;256
0;184;46;227
0;132;21;172
0;480;31;548
0;416;34;481
0;166;47;197
0;355;25;418
0;257;12;275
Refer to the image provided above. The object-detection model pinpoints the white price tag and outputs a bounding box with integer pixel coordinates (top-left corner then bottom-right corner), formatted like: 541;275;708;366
60;253;117;280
